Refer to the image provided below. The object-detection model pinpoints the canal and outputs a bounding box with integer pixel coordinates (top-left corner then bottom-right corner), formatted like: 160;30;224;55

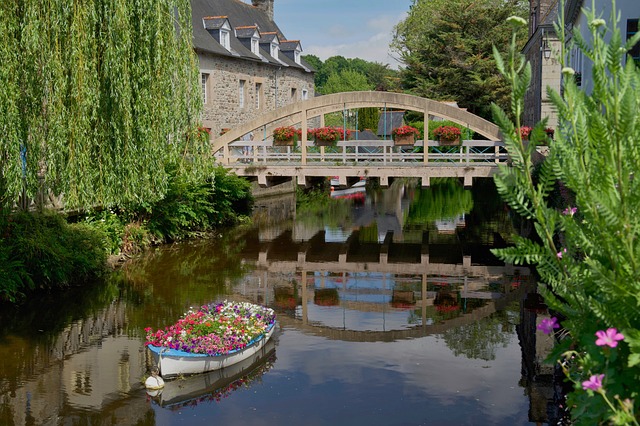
0;178;557;425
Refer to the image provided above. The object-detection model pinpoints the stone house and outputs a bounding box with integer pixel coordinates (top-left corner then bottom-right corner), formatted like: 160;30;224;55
523;0;638;129
191;0;315;138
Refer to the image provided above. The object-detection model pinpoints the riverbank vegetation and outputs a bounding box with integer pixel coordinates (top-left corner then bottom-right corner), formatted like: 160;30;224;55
492;5;640;424
0;1;257;303
0;165;253;303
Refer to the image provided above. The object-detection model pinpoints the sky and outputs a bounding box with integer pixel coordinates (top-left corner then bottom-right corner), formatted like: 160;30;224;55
273;0;414;69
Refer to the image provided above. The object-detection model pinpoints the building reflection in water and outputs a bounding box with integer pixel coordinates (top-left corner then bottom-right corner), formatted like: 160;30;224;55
0;181;561;425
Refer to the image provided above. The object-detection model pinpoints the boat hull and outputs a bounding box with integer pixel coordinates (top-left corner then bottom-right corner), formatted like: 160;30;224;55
151;339;276;408
147;323;276;379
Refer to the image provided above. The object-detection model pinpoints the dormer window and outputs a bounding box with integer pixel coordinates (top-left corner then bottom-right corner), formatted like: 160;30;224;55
220;29;230;50
270;43;278;58
203;16;231;51
251;38;259;55
279;40;302;65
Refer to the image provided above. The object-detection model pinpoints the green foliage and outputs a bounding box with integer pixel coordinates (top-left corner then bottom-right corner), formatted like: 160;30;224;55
0;0;204;212
491;4;640;423
392;0;528;119
82;210;126;255
3;211;107;294
305;55;401;94
358;107;380;132
142;165;252;242
322;69;373;94
407;178;474;223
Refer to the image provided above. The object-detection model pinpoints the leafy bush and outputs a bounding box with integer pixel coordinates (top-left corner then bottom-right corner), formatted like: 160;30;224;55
491;8;640;424
82;209;125;255
5;211;107;291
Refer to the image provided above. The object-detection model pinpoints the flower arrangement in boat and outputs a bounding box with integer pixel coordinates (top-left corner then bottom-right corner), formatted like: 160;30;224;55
392;125;420;138
433;125;461;141
145;301;276;356
273;126;298;143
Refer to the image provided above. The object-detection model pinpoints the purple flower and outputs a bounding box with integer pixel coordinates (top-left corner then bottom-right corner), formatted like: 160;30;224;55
595;328;624;348
563;207;577;216
582;374;604;391
537;317;560;334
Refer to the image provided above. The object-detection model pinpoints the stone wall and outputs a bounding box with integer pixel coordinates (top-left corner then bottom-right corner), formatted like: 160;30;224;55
198;52;315;136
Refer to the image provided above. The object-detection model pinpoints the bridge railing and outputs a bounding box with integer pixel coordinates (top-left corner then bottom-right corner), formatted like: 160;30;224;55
217;139;508;166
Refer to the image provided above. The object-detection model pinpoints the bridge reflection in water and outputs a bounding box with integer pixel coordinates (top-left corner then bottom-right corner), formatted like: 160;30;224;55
229;226;531;342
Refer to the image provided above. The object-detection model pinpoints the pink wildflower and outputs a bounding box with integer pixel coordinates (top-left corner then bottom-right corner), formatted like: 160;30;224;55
562;207;577;216
557;248;567;259
582;374;604;391
595;328;624;348
537;317;560;335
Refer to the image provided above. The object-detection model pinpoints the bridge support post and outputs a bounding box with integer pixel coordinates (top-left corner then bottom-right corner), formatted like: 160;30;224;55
301;109;308;165
421;176;430;187
463;175;473;188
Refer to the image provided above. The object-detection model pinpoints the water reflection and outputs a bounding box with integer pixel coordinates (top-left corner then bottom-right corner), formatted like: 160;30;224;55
0;179;559;425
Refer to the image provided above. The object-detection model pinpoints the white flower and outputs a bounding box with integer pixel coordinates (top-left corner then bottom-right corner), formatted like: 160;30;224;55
562;67;575;75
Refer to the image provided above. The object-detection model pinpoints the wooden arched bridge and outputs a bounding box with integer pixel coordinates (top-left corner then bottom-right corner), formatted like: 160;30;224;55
213;91;507;187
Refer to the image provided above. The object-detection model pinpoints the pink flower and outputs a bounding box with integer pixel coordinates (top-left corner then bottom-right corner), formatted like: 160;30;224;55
562;207;577;216
557;248;567;259
595;328;624;348
582;374;604;391
537;317;560;334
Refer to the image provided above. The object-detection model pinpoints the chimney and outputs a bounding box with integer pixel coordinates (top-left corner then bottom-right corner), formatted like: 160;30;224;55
251;0;274;21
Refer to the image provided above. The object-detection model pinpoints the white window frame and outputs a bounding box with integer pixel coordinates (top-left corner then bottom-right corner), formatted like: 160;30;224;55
255;82;262;109
201;73;209;104
270;43;279;58
302;88;308;100
220;29;230;50
294;50;301;64
251;38;259;55
239;79;246;108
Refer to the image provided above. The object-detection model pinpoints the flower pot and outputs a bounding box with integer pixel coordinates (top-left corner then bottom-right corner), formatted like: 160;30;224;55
438;136;460;146
274;137;295;146
394;134;415;146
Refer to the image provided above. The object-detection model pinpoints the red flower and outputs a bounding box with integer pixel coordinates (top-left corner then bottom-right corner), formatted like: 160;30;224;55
392;125;420;137
433;126;461;141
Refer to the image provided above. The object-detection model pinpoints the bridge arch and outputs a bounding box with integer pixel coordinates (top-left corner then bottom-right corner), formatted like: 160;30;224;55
212;91;501;154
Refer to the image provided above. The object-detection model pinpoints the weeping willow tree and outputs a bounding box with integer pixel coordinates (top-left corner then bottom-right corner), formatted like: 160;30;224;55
0;0;205;211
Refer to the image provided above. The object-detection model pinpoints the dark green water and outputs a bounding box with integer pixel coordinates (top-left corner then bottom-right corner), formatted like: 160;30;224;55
0;179;555;425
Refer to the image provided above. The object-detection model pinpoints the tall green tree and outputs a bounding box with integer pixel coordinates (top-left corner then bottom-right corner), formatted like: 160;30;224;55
392;0;527;119
0;0;204;212
322;69;373;94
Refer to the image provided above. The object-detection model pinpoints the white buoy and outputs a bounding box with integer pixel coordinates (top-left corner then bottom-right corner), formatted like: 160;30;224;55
144;367;165;390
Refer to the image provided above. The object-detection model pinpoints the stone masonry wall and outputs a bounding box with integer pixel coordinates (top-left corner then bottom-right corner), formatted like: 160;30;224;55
198;52;315;137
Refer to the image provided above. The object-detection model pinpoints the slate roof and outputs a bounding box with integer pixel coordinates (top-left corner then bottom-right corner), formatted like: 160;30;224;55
191;0;314;72
377;111;405;137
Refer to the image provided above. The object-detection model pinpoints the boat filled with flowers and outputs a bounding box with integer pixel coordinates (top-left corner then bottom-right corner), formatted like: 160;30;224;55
145;301;277;379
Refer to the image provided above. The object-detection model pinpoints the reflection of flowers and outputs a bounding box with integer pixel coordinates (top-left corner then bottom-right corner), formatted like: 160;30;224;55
165;352;277;410
436;305;460;313
145;301;276;355
314;288;339;306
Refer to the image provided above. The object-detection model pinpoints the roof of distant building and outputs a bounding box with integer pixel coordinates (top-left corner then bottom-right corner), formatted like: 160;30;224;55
191;0;314;72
